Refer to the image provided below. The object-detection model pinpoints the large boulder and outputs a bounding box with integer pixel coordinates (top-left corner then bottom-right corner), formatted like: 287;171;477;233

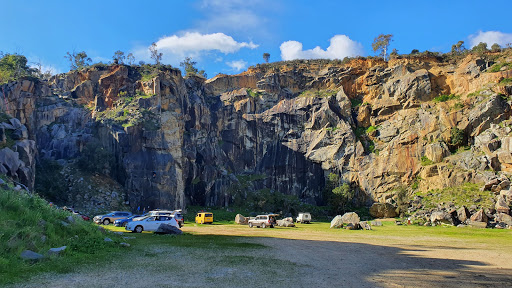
330;215;343;229
341;212;360;225
155;224;183;235
369;203;398;218
235;214;248;225
276;219;295;227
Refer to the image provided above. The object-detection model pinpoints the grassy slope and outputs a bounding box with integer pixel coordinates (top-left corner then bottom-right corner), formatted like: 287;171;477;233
0;185;124;285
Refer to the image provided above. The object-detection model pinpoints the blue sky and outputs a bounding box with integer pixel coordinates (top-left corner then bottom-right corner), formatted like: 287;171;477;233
1;0;511;77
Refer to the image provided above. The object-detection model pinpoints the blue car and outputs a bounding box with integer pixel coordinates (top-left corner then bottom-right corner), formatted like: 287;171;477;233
114;215;142;227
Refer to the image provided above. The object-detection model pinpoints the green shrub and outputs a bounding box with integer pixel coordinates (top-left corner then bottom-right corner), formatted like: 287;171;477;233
450;127;465;147
420;156;434;166
366;126;377;133
433;94;458;102
500;78;512;85
488;62;511;73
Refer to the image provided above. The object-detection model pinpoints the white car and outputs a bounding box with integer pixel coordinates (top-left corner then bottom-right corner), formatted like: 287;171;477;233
125;215;180;233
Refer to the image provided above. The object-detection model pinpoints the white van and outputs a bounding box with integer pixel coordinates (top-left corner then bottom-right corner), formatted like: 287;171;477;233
296;212;311;224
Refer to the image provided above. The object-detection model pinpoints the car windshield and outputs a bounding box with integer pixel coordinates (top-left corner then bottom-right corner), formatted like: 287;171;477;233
106;213;114;216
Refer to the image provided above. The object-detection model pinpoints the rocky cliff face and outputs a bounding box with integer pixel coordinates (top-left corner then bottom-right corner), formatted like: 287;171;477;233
1;52;512;212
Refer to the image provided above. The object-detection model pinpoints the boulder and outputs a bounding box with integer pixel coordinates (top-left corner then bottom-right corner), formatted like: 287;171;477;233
330;215;343;229
470;209;488;223
495;195;510;214
430;211;451;224
369;203;398;218
104;237;113;242
47;246;67;256
457;206;470;222
234;214;248;225
283;217;294;223
21;250;43;260
371;220;383;226
276;220;295;227
155;224;183;235
66;215;75;223
341;212;360;225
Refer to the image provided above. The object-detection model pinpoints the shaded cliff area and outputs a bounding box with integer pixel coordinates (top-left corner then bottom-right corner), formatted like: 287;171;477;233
1;51;512;214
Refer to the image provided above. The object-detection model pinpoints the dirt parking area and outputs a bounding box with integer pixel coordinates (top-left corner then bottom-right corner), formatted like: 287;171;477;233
12;223;512;288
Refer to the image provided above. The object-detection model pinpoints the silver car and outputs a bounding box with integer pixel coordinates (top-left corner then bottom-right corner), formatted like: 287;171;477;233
248;214;277;228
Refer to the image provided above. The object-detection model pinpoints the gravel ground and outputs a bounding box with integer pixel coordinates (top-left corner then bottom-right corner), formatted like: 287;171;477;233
10;224;512;288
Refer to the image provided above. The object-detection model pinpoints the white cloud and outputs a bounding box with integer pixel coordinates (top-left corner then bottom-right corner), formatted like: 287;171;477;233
155;32;258;56
226;60;247;72
469;31;512;47
280;35;364;61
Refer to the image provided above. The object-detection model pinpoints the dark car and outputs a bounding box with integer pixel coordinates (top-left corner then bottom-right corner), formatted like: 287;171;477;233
114;215;142;227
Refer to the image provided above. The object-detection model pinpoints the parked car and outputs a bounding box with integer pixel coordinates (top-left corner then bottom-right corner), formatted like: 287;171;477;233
195;212;213;224
146;210;184;227
248;214;278;228
126;215;179;233
296;212;312;224
93;211;132;225
114;215;143;227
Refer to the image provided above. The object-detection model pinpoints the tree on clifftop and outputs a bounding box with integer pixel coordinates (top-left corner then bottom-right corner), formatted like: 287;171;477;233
451;40;466;55
64;51;91;70
149;42;163;65
0;53;36;84
263;52;270;63
112;50;125;64
372;34;393;61
180;57;206;78
126;53;135;65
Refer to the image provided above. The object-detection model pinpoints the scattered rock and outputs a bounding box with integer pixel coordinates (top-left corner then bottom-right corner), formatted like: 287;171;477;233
470;209;488;223
369;203;398;218
21;250;43;260
122;236;136;240
97;226;106;233
468;221;487;228
495;195;510;214
155;224;183;235
495;213;512;226
457;206;470;223
104;237;113;242
345;223;359;230
60;221;70;227
360;221;372;230
120;242;131;247
47;246;67;256
114;232;124;235
371;221;383;226
483;178;500;191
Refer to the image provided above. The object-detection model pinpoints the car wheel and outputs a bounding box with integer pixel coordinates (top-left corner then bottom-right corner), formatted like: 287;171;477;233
262;223;266;229
249;222;253;228
103;219;110;225
134;225;143;233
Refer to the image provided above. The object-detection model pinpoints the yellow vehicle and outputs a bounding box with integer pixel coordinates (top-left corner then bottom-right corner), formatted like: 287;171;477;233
195;212;213;224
